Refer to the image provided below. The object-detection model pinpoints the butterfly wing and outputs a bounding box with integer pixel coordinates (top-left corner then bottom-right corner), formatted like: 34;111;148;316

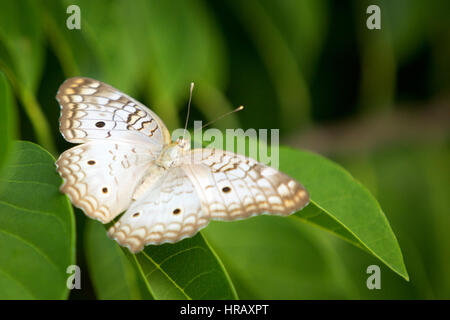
56;141;155;223
56;77;171;223
56;77;171;146
108;167;209;252
182;148;310;220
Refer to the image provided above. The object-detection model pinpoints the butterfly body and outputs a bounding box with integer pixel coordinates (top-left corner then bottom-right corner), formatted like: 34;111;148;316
56;77;309;253
156;139;190;169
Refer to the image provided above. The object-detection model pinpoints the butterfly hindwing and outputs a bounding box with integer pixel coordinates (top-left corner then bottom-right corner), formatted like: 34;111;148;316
56;141;156;223
108;167;209;252
56;77;171;145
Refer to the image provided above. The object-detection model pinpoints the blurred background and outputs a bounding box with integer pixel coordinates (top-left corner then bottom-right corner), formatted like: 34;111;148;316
0;0;448;299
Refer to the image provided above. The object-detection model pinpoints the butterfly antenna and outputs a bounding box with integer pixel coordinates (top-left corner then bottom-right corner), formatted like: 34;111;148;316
201;105;244;129
183;82;195;140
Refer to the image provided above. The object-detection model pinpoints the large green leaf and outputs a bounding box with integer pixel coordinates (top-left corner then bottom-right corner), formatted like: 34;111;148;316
85;219;152;300
0;141;75;299
0;71;16;174
199;134;407;280
203;215;357;299
84;216;237;299
129;234;238;300
280;146;408;280
203;145;407;298
331;143;449;299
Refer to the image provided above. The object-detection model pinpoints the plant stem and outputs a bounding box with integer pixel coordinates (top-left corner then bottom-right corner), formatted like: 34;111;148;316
17;83;57;156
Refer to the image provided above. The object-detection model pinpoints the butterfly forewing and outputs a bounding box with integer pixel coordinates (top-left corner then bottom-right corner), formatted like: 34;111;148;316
182;148;309;220
56;77;171;145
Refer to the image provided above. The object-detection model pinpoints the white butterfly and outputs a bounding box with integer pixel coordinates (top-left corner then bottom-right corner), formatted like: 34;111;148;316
55;77;310;253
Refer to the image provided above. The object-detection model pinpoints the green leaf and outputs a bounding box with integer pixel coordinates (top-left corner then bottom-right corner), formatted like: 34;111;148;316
0;141;76;299
0;71;16;175
85;219;153;300
203;145;408;298
203;216;357;299
334;143;448;299
85;216;237;299
198;135;407;281
129;234;238;300
279;146;408;280
0;0;44;92
0;1;55;154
